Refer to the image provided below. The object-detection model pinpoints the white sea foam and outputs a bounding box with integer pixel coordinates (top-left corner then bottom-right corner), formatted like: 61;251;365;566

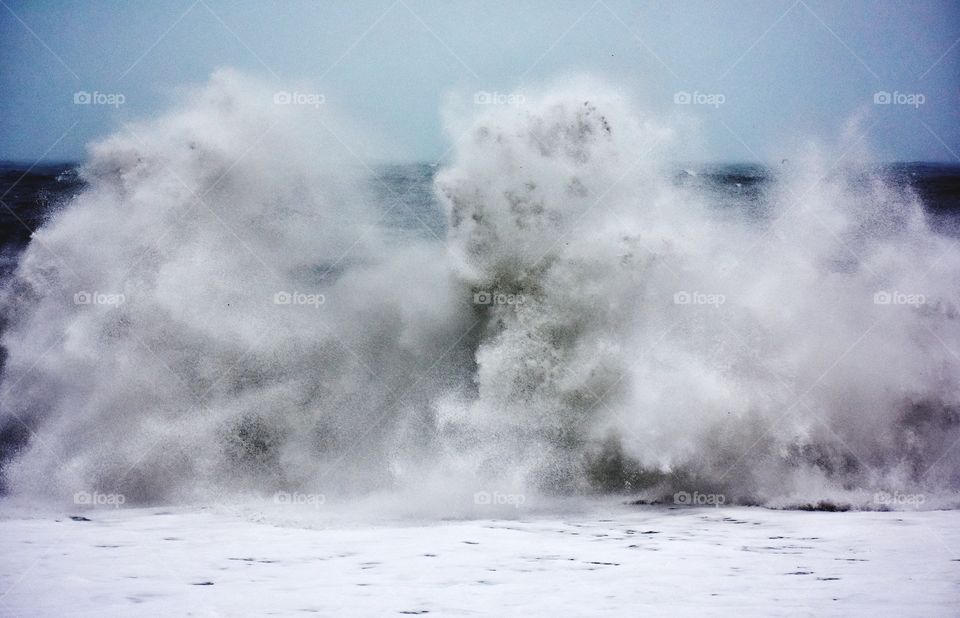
2;71;958;509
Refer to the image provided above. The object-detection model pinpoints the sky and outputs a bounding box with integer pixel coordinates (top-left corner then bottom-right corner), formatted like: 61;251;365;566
1;0;958;164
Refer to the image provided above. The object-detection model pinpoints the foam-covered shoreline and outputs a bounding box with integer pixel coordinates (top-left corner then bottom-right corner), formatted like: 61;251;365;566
2;499;959;616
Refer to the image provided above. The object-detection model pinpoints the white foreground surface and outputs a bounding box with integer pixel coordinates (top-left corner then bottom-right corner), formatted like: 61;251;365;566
1;501;959;617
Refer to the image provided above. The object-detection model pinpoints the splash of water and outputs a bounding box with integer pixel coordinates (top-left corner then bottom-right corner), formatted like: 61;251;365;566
2;71;958;509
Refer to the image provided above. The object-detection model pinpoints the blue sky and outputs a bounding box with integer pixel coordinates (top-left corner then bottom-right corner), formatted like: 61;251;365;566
1;0;958;163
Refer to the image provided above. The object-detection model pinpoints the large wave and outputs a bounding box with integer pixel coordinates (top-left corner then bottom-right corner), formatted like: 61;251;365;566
2;70;959;509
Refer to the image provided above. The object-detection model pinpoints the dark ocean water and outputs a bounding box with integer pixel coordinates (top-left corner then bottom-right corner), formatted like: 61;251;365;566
0;163;83;278
1;161;958;277
6;161;959;231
